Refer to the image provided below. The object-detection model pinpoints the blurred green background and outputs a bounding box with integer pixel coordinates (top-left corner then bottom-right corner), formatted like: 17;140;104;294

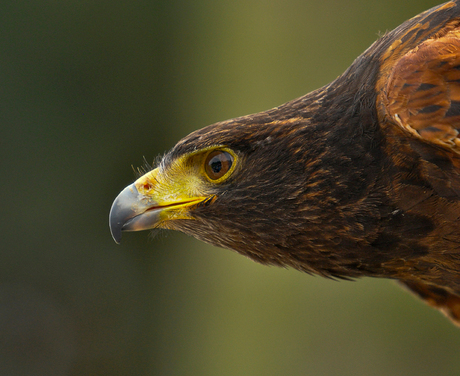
2;0;459;375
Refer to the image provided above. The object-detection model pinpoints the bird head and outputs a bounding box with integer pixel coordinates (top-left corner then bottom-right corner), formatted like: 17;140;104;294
108;108;345;269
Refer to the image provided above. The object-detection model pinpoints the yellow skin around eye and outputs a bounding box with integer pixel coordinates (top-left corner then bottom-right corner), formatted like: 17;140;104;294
130;146;239;226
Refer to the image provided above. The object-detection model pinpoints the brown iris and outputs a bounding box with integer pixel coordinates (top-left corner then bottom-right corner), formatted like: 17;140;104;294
204;150;234;180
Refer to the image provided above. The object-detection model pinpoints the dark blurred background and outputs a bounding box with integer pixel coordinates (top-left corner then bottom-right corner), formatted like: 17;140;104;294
2;0;459;375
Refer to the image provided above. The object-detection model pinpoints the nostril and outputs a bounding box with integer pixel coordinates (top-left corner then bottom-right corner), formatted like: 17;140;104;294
142;182;153;191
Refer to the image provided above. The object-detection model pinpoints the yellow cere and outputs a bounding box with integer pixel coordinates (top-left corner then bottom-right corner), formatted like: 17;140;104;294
132;146;238;223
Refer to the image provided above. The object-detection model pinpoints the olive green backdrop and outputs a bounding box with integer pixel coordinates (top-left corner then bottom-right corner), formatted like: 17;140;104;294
2;1;459;375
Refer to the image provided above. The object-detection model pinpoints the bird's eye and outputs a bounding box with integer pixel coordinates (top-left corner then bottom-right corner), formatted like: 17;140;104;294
204;150;234;181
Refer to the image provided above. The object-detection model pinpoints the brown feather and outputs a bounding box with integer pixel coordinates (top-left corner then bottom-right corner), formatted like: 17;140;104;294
167;1;460;325
383;29;460;150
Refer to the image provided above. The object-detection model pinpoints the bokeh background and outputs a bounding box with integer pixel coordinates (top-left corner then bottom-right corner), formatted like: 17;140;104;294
2;0;459;375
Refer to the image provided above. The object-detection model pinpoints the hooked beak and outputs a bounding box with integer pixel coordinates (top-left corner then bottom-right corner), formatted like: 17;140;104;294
109;183;161;244
109;169;207;244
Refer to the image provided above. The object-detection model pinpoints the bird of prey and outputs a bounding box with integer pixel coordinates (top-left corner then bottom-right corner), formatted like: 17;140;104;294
110;1;460;326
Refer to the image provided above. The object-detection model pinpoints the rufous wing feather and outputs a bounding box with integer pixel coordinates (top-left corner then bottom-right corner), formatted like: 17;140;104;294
400;280;460;326
383;29;460;152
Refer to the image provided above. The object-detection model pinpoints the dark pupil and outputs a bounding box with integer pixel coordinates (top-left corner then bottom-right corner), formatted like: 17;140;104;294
211;159;222;173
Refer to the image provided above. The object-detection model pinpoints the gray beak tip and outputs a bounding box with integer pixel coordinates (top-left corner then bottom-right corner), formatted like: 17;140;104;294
109;201;123;244
109;182;161;243
109;183;140;244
